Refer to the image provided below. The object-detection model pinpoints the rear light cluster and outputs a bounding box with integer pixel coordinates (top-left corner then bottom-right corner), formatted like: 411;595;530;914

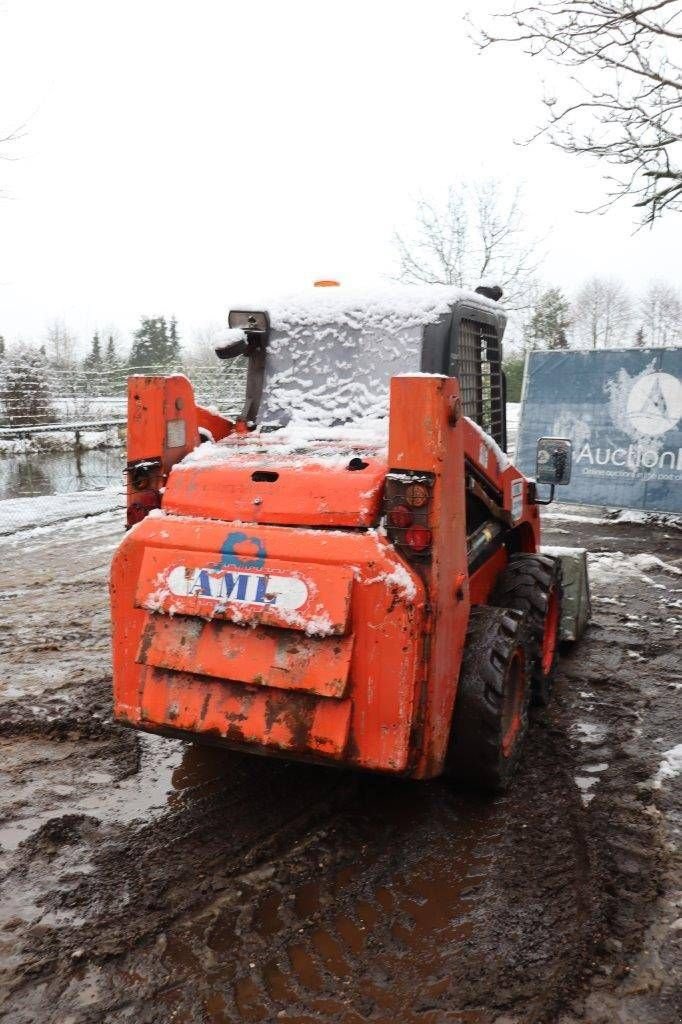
383;471;435;556
126;458;162;529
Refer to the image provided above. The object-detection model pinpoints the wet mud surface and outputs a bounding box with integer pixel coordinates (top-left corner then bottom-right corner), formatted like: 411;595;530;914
0;508;680;1023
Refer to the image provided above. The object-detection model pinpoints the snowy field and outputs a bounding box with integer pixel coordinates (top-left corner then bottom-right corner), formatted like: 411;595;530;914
51;395;126;419
0;423;124;457
0;486;124;537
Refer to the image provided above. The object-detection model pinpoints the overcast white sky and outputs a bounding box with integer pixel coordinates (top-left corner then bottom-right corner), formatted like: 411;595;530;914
1;0;680;353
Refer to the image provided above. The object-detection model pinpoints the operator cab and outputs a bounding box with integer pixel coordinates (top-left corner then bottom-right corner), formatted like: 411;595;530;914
217;286;508;450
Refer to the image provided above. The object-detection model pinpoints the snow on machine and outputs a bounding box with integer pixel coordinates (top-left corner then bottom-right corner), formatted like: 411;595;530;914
110;284;589;789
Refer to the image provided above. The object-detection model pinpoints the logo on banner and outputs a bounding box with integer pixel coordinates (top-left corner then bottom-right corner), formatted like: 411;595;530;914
623;371;682;439
561;361;682;477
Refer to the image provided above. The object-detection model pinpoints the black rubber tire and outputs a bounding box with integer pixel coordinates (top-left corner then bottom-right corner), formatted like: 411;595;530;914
490;553;563;707
446;606;531;792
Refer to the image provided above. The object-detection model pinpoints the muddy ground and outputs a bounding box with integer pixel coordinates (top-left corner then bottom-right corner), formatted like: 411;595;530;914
0;507;680;1024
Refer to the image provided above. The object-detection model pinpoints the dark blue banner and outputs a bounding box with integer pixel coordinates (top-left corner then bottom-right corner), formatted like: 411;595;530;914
516;349;682;513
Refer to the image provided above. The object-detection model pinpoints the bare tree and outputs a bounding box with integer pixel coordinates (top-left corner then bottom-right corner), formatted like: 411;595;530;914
45;320;77;368
393;179;538;310
637;278;682;345
571;276;632;348
0;122;27;199
476;2;682;224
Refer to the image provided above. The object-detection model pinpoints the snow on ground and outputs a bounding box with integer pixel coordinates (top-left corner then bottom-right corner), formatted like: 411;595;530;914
654;744;682;789
588;550;682;588
0;424;124;457
52;396;126;418
0;487;124;537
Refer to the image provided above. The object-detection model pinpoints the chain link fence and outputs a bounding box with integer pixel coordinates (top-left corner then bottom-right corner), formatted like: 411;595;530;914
0;360;247;428
0;363;247;534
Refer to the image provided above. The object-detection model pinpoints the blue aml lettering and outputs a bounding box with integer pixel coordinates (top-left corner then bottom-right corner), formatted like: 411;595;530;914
224;573;250;601
254;575;276;605
191;569;213;597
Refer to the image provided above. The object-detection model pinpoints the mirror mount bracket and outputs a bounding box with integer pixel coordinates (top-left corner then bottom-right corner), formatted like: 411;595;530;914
534;483;556;506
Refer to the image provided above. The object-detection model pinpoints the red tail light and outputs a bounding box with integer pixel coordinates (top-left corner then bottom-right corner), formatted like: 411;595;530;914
388;504;413;528
405;526;432;551
383;471;434;559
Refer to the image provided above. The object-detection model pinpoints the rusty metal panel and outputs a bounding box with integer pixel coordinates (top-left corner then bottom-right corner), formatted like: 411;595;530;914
388;375;470;777
134;548;353;636
112;517;426;774
137;615;353;698
139;667;352;759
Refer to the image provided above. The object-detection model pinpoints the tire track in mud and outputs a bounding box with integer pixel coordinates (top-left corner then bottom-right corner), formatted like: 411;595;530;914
1;513;680;1024
1;723;599;1024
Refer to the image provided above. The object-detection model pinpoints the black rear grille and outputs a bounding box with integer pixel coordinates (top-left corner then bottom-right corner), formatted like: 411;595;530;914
455;319;504;448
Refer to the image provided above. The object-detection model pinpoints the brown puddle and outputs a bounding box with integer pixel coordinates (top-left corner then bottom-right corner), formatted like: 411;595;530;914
0;733;238;855
143;779;497;1024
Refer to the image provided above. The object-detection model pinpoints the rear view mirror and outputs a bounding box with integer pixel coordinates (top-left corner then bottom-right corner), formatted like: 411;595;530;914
228;310;270;334
536;437;572;486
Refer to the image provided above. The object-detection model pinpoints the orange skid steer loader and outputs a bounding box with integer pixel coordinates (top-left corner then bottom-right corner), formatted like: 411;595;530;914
111;286;581;789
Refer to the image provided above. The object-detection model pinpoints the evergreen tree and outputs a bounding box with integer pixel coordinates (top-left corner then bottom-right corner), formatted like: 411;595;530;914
105;334;118;365
634;326;646;347
169;316;181;361
526;287;571;350
503;356;525;402
0;336;5;359
83;331;103;371
129;317;180;370
0;346;56;427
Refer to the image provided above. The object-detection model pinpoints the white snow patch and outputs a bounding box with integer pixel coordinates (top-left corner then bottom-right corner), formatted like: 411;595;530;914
395;371;447;378
588;551;678;589
0;423;124;457
259;285;502;332
2;685;25;699
610;508;682;528
464;416;510;471
0;487;124;537
365;562;418;600
175;419;388;471
653;745;682;789
629;553;682;576
216;327;247;345
572;721;608;745
574;775;599;806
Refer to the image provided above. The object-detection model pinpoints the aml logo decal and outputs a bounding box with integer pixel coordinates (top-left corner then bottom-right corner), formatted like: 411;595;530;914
167;566;308;610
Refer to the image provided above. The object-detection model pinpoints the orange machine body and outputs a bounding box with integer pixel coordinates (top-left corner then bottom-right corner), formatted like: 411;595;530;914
112;369;539;779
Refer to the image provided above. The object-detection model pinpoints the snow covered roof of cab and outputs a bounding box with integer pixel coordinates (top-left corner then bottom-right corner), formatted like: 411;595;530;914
257;284;506;331
245;285;506;430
